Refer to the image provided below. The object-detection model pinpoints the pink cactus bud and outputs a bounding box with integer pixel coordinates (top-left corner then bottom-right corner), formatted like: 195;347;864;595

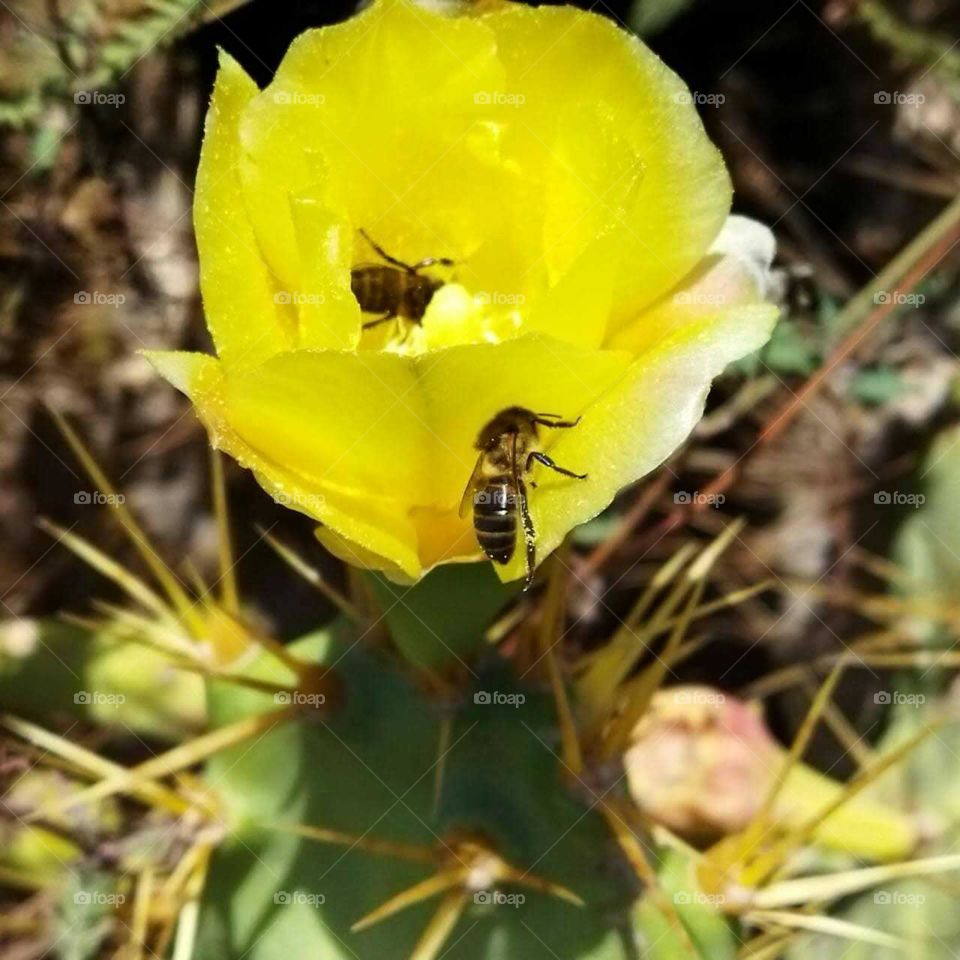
623;686;778;844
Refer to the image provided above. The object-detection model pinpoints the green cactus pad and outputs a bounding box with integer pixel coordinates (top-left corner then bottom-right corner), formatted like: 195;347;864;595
197;629;638;959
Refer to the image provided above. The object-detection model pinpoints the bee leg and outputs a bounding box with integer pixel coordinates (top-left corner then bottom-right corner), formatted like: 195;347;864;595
526;451;587;481
358;229;416;272
361;310;396;330
517;478;536;590
411;256;455;270
533;415;581;429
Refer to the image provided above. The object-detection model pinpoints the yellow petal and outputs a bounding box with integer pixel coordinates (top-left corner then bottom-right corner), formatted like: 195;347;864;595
610;218;776;355
501;303;778;581
145;349;424;579
318;506;478;583
236;0;507;295
481;2;732;330
145;348;216;397
522;227;625;349
218;351;428;500
314;524;416;584
289;193;361;351
304;485;422;582
195;52;293;367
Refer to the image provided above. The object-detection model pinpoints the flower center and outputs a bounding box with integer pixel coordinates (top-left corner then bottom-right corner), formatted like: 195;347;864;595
355;281;528;357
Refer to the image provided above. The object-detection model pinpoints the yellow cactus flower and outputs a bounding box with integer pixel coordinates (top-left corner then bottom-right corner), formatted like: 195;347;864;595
148;0;778;584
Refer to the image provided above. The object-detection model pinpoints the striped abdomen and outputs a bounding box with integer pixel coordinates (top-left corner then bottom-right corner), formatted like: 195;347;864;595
473;476;517;565
351;266;402;316
350;266;436;321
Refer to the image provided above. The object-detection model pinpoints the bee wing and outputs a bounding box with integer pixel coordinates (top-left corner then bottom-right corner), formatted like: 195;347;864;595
458;452;486;519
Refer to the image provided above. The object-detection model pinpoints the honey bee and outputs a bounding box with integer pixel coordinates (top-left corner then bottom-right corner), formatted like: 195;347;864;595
459;407;587;587
351;229;453;333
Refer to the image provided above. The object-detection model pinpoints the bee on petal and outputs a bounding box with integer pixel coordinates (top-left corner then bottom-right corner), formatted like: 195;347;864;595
460;407;587;587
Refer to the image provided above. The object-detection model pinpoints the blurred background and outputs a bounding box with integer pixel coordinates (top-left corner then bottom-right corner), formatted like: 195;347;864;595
2;0;960;954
